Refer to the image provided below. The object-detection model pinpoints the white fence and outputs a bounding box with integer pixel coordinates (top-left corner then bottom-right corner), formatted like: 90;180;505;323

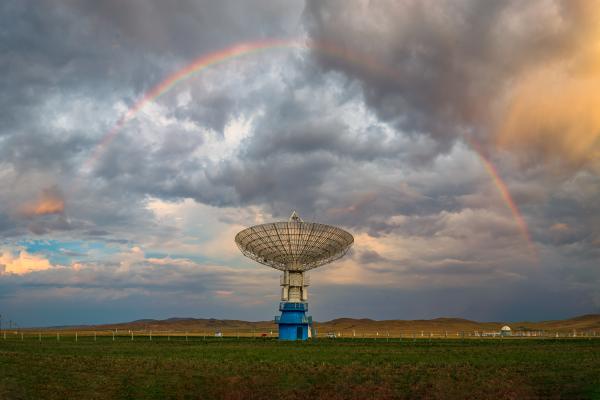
1;328;599;341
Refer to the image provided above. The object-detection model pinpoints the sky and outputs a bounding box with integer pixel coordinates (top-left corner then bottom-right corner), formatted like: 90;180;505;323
1;0;599;327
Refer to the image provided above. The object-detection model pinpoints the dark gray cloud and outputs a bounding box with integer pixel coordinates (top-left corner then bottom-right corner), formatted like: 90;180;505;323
0;0;598;326
303;0;598;155
0;213;17;236
0;0;303;234
65;0;303;57
358;249;387;265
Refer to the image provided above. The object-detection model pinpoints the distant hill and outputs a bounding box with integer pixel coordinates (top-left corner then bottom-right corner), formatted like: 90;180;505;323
36;314;600;334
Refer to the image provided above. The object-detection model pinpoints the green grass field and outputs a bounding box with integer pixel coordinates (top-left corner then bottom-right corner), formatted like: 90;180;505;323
1;337;600;399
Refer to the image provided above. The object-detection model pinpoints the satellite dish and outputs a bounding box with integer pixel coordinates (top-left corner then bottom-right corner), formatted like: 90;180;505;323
235;210;354;272
235;211;353;340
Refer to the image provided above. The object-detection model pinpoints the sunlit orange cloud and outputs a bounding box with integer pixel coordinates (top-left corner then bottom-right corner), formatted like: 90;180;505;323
0;250;52;275
498;67;600;167
20;187;65;217
496;12;600;168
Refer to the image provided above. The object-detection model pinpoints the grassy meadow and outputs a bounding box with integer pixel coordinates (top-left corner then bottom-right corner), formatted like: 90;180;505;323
1;336;600;399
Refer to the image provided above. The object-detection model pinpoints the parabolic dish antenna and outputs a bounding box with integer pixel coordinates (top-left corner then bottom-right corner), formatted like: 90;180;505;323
235;211;353;341
235;211;354;272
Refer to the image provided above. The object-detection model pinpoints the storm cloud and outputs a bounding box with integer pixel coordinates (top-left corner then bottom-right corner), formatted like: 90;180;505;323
0;0;598;326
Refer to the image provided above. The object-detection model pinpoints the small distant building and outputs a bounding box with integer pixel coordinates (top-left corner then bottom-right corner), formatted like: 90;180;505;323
500;325;512;336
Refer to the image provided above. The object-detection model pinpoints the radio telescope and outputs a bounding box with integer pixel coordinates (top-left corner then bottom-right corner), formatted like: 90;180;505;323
235;211;353;340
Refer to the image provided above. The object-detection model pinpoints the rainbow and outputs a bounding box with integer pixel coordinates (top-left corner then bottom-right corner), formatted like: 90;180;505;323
85;38;399;168
86;38;537;261
466;137;538;262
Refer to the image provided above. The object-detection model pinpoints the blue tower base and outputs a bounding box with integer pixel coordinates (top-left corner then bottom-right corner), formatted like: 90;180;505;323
275;302;312;341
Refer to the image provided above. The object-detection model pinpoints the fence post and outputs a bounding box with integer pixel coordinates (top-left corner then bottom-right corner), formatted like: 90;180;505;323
94;331;97;341
57;332;60;341
39;332;41;342
75;332;78;342
112;330;115;341
131;331;133;341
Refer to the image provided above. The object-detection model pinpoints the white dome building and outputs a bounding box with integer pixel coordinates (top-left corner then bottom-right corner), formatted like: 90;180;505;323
500;325;512;336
